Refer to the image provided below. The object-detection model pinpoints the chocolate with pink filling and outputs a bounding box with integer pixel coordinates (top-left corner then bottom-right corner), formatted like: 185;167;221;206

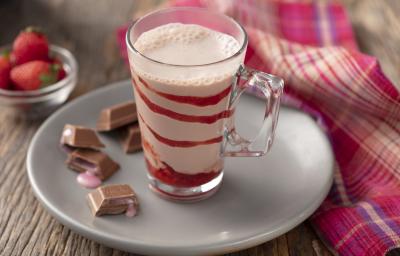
96;101;138;131
65;149;120;181
60;124;105;152
87;184;139;217
120;123;142;153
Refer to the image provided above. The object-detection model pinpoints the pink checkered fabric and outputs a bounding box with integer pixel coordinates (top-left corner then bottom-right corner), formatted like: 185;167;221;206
117;1;400;255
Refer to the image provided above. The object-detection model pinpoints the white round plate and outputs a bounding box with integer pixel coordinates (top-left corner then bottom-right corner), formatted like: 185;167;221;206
27;80;333;256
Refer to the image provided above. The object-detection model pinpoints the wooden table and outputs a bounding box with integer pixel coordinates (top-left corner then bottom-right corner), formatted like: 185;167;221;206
0;1;398;255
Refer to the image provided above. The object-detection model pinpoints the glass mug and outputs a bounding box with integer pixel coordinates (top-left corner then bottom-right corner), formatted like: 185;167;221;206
126;7;284;201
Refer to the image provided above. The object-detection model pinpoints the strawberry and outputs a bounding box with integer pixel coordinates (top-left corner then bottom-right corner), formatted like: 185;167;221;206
10;60;62;91
12;26;49;65
0;51;12;89
57;67;66;80
50;57;67;80
50;57;62;65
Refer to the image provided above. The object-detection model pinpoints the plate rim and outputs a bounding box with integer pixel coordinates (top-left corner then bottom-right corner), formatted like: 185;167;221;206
27;79;334;255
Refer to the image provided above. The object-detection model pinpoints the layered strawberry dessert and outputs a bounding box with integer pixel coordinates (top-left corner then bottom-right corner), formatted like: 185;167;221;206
129;23;243;187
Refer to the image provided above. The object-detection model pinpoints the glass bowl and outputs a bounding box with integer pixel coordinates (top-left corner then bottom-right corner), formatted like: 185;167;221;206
0;45;78;120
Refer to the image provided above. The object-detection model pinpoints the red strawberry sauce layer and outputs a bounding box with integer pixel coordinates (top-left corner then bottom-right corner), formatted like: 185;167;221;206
136;76;232;107
133;81;233;124
145;158;221;187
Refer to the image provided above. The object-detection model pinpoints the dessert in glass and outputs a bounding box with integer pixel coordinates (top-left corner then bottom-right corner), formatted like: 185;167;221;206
126;7;284;201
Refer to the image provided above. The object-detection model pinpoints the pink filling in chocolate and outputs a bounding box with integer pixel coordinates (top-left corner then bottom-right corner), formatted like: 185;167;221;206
60;144;74;153
107;198;137;217
76;171;101;189
73;158;100;174
125;204;137;217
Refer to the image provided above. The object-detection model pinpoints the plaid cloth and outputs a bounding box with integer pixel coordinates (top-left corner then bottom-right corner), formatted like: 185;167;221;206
117;1;400;255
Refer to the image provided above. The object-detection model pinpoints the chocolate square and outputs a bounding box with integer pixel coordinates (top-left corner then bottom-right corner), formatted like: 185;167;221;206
121;123;142;153
65;149;119;181
96;102;138;131
86;184;138;216
60;124;105;151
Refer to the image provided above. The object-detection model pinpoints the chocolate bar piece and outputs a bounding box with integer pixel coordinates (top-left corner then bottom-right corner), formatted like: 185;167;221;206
65;149;119;181
96;102;138;131
87;184;139;217
121;123;142;153
60;124;105;151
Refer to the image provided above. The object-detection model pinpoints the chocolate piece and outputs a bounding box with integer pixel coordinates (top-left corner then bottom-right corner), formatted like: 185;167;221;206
87;184;139;217
65;149;119;181
97;101;138;131
60;124;105;151
121;123;142;153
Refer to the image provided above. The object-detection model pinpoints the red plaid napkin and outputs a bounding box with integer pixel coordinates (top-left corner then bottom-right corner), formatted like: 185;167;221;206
117;0;400;255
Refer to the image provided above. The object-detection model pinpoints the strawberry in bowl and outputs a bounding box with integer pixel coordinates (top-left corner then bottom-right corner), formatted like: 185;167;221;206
0;27;78;119
11;60;65;91
0;52;12;89
12;27;50;65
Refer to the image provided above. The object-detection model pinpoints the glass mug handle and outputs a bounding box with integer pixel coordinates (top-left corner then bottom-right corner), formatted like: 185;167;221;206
223;65;284;157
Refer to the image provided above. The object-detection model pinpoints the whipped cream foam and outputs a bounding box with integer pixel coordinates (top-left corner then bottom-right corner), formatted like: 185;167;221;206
134;23;240;66
132;23;242;86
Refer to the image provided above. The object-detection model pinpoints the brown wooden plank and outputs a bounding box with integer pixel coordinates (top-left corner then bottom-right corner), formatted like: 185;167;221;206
341;0;400;89
0;0;144;255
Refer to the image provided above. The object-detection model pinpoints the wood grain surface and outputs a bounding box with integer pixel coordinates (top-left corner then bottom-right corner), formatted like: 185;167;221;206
0;0;398;255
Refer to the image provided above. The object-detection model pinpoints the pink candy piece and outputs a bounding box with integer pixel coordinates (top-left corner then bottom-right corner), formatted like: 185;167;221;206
77;171;102;189
125;203;137;217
